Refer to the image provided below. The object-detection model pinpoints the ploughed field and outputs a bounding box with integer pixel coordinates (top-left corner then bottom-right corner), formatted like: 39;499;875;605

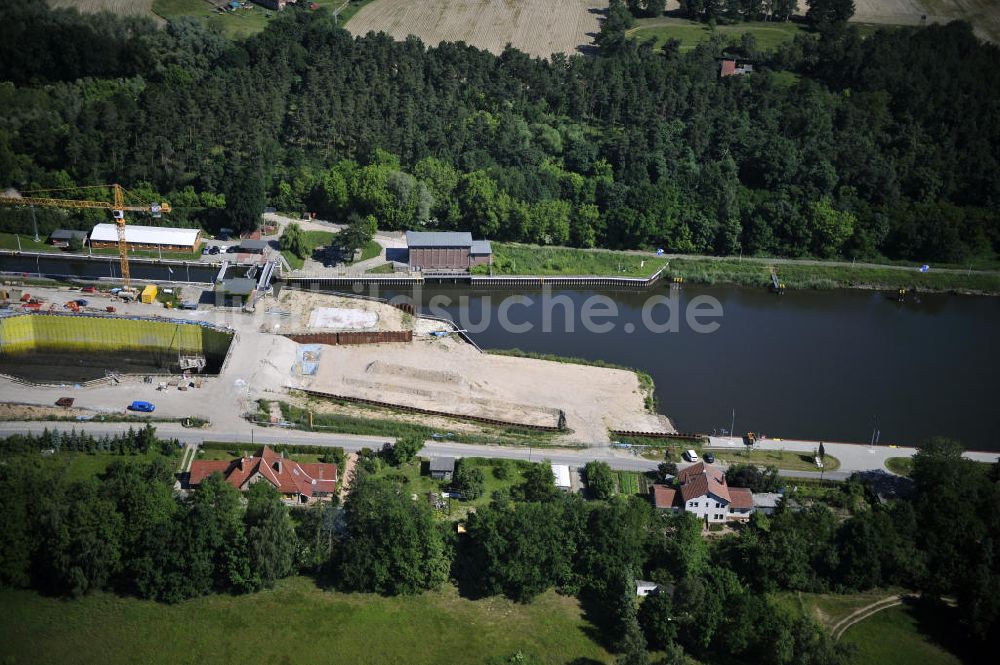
48;0;156;17
347;0;608;58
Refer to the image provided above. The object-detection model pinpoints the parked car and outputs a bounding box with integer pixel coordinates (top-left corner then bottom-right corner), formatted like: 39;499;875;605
179;301;198;310
81;286;96;293
704;452;716;464
75;299;88;306
128;401;155;413
226;245;239;254
208;245;222;255
683;449;699;462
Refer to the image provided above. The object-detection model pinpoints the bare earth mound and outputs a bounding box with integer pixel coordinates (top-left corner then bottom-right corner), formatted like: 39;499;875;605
299;334;666;443
347;0;609;58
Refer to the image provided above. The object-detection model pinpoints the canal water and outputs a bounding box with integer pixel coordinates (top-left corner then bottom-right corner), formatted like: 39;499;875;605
386;284;999;450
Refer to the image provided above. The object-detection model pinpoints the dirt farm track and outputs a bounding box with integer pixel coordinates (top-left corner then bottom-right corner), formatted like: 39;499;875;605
347;0;608;58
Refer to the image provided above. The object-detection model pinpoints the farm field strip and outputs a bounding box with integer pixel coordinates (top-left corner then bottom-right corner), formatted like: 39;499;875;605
346;0;608;58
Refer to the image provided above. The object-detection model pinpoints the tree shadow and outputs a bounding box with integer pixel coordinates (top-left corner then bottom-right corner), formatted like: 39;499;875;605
575;589;618;651
852;469;914;500
907;595;987;661
385;247;408;263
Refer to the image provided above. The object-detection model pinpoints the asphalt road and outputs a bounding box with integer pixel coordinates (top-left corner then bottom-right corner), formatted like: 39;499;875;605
3;421;995;479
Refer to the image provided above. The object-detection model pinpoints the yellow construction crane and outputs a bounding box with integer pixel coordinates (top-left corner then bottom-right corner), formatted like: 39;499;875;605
0;184;171;289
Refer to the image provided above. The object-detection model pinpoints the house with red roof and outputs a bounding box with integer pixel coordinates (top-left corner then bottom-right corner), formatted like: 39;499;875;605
651;462;754;524
189;445;337;505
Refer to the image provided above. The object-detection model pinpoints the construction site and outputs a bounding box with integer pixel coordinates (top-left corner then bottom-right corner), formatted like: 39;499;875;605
0;281;673;444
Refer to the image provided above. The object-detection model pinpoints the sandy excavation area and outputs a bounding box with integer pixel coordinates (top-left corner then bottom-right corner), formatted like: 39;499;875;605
347;0;608;58
299;333;671;443
273;290;412;332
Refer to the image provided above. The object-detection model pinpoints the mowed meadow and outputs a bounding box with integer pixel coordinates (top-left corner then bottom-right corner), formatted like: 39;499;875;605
347;0;608;57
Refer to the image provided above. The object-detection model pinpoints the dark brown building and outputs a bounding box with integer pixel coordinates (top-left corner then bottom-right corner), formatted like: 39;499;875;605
406;231;492;271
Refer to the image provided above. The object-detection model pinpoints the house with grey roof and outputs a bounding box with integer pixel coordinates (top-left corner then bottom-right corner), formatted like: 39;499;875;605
429;457;455;481
405;231;492;271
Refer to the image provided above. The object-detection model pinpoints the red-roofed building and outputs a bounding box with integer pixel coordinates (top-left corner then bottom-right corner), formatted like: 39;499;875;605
719;59;754;78
189;445;337;504
656;462;756;524
651;484;679;511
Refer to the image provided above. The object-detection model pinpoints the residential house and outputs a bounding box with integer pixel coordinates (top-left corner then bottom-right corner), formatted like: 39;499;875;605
429;457;455;481
188;445;337;504
651;462;754;524
719;59;754;78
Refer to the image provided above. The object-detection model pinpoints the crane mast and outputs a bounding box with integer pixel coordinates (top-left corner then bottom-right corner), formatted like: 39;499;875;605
0;183;170;289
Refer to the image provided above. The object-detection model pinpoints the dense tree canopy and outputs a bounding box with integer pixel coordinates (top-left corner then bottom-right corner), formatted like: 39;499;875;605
0;0;996;265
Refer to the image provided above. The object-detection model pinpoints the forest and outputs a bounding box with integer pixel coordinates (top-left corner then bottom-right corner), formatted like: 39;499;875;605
0;0;997;264
0;428;997;664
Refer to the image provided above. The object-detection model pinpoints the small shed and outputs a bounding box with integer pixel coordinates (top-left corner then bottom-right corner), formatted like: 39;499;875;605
636;580;659;597
49;229;88;247
429;457;455;481
215;278;256;306
551;464;571;491
239;239;269;254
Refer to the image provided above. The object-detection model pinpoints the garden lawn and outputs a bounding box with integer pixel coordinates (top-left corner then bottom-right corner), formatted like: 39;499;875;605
0;577;611;665
374;456;528;517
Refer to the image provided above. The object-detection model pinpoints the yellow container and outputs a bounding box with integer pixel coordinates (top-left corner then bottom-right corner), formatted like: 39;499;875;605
140;284;158;304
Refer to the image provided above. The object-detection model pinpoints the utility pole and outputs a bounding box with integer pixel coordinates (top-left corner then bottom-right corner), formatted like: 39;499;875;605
30;206;39;242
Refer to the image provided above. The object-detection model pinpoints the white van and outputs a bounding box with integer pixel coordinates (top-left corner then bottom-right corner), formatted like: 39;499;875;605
683;449;699;462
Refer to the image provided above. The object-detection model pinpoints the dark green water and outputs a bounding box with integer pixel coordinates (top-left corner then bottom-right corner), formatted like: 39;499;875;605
388;284;1000;450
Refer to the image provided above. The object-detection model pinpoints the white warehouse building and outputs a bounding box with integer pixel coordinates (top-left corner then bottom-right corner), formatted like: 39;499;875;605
89;223;202;253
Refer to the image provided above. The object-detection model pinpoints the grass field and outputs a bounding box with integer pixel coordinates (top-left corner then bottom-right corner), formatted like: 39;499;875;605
490;243;668;278
347;0;605;58
772;587;905;630
712;448;840;472
365;262;395;273
627;16;808;53
0;233;61;253
0;576;611;665
668;257;1000;294
841;603;962;665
